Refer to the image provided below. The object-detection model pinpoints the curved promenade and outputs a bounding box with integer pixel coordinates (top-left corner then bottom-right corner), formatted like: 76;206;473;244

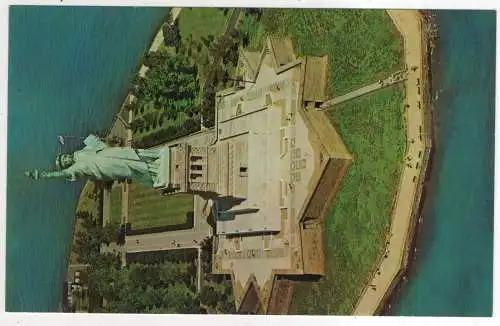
353;10;430;315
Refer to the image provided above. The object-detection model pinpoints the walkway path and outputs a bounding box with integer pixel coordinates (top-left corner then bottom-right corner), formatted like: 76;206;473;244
353;9;428;315
320;70;407;109
125;231;208;253
125;194;212;252
107;194;211;290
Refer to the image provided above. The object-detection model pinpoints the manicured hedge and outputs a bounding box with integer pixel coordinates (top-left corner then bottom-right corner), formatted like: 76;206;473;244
133;118;201;148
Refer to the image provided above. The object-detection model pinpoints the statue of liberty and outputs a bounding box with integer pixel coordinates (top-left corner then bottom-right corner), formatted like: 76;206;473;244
24;134;169;188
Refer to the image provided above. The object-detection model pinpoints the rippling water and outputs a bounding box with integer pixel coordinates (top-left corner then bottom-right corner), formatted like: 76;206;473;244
6;7;495;315
6;6;169;312
394;10;495;316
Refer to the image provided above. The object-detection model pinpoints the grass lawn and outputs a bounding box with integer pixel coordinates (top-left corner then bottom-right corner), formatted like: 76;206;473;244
128;182;194;230
290;85;406;315
110;185;123;225
246;9;403;96
238;12;266;52
178;8;230;47
177;8;233;92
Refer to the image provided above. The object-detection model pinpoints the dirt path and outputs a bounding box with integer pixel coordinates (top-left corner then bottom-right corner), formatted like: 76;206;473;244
353;9;428;315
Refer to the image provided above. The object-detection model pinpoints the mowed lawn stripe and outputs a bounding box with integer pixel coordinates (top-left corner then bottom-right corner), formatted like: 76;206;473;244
178;8;230;47
128;182;193;229
110;186;123;224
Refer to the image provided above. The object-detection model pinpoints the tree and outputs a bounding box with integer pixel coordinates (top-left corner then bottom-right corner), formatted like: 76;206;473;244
218;298;236;314
178;44;187;56
102;221;120;245
163;24;181;48
163;282;202;314
201;36;211;48
131;118;145;133
97;261;204;314
75;210;91;220
143;111;157;129
242;33;250;47
157;113;165;126
142;51;169;68
245;8;263;18
80;213;96;229
200;284;221;308
74;231;94;263
159;261;191;286
133;52;199;117
200;236;213;275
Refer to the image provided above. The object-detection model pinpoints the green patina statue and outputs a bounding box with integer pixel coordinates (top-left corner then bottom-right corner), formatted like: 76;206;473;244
24;134;169;188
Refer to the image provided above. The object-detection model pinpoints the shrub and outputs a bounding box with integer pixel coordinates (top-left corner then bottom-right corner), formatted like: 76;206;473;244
133;117;201;148
200;285;222;308
201;36;211;48
163;23;181;48
142;51;169;68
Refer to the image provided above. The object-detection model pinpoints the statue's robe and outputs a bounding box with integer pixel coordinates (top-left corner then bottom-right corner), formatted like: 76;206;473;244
64;135;165;187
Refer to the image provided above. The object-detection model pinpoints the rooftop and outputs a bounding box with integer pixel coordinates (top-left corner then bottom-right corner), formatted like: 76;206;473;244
212;37;352;313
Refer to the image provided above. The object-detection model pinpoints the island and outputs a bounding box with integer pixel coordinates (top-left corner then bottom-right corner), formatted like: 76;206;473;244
62;7;434;315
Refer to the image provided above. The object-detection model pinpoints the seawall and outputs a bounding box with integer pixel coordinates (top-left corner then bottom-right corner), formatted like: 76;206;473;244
352;9;435;315
378;10;439;315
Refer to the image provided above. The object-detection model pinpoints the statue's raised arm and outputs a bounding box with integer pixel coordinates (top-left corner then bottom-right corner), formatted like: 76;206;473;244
24;169;73;181
24;153;79;181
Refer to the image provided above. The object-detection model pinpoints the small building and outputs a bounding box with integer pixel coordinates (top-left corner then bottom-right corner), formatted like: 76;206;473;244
65;264;90;313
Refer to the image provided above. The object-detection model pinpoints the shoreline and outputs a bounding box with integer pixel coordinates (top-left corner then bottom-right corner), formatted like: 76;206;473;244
353;9;435;315
103;8;176;140
61;8;181;311
59;8;437;314
378;10;440;315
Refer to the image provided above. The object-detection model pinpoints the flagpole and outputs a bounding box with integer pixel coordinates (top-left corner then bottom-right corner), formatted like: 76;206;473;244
56;135;86;140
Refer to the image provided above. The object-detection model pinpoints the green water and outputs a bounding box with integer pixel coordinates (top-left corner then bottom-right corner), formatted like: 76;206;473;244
7;6;169;312
394;10;495;316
